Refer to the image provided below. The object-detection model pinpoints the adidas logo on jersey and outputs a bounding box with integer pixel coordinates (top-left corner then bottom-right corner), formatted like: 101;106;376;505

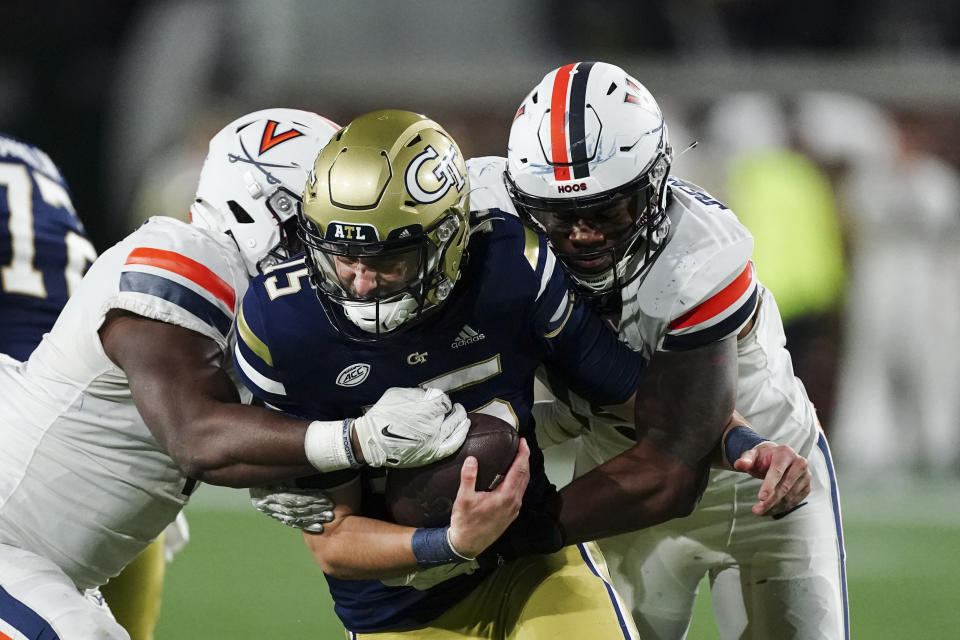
451;325;485;349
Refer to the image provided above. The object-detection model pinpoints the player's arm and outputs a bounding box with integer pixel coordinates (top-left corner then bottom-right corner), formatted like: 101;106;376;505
302;440;531;580
557;335;738;543
721;410;812;516
101;310;468;487
100;309;318;486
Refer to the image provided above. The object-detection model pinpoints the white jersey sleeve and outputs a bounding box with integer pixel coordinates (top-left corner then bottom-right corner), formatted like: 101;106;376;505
618;178;757;358
108;217;246;352
0;217;249;591
467;156;517;215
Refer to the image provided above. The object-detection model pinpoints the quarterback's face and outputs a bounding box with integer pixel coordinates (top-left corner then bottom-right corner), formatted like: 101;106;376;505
333;252;420;299
545;196;637;273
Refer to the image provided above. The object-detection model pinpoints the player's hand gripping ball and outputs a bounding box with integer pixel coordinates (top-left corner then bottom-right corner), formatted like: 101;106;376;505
385;412;519;527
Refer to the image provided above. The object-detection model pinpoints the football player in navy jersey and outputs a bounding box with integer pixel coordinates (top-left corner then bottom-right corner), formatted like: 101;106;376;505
235;110;810;639
0;133;97;359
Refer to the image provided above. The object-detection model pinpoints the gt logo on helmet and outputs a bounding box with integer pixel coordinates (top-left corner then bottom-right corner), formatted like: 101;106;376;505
558;183;588;193
405;144;465;204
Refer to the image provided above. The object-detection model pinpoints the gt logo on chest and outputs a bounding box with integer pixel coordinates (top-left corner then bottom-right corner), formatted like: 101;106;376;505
406;351;428;365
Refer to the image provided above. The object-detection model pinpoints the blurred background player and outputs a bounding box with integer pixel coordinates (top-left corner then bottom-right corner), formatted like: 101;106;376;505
701;92;847;429
0;109;472;639
0;131;178;640
0;133;97;358
467;61;846;639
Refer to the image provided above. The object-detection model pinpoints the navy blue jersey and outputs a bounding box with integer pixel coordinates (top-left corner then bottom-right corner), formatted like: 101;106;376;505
0;134;97;359
235;211;644;632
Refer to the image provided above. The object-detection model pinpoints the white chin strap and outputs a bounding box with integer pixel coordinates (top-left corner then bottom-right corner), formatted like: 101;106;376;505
570;225;663;295
343;294;422;333
573;268;615;294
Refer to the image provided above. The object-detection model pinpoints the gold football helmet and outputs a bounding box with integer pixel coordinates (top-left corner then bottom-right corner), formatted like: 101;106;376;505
300;109;470;338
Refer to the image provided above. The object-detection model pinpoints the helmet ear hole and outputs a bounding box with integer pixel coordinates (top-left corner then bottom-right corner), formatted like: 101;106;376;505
281;217;302;254
227;200;254;224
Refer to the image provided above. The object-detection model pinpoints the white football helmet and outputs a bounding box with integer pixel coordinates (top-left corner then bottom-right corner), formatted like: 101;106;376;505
505;61;672;296
190;108;340;276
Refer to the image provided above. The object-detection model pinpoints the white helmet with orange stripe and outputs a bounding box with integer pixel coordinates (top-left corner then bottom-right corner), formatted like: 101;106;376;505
190;108;340;276
505;61;672;296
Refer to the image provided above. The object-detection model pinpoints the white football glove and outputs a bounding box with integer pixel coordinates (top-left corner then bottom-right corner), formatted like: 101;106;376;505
249;484;336;533
352;387;470;468
380;558;480;590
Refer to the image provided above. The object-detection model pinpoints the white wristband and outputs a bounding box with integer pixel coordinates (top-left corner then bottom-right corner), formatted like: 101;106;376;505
304;419;357;472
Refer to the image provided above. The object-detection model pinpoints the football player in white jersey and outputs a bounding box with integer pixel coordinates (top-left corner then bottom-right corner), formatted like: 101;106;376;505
0;132;180;640
0;108;474;640
467;61;848;640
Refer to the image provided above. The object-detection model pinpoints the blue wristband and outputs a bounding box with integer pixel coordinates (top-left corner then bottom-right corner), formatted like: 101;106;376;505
724;425;769;467
411;526;471;567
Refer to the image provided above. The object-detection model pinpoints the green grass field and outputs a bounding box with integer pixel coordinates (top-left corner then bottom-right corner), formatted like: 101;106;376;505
154;474;960;639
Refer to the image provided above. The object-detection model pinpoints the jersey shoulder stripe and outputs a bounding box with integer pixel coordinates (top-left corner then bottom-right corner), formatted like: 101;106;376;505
662;285;757;350
663;262;758;351
668;261;754;331
236;304;273;366
234;340;286;397
118;271;232;336
124;247;236;309
0;583;58;639
102;219;246;349
233;282;288;400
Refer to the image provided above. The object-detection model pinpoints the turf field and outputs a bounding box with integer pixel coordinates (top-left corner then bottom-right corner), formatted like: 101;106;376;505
154;473;960;638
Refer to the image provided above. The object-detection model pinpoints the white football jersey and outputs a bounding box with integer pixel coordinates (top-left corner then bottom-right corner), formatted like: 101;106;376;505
468;156;821;465
0;217;249;590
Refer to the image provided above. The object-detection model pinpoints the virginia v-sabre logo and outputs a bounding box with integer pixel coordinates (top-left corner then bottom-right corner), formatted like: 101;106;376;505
451;325;485;349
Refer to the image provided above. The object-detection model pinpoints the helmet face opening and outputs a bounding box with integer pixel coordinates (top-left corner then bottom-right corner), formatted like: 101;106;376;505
302;216;425;305
306;239;431;338
298;110;470;341
507;152;670;295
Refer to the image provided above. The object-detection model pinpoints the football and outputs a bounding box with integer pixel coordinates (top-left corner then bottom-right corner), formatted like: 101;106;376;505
384;412;520;528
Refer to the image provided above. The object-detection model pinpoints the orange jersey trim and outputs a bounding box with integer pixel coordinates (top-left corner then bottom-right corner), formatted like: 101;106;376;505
125;247;236;309
669;262;754;331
